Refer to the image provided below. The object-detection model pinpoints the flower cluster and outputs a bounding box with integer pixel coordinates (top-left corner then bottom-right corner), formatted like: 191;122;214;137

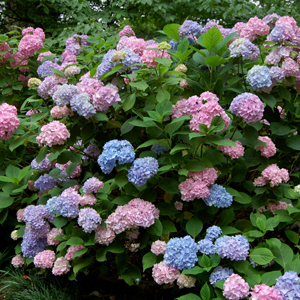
82;177;104;194
209;266;234;286
31;154;52;172
65;245;86;261
274;271;300;300
266;201;292;214
256;136;277;157
11;254;25;268
177;274;197;289
94;225;116;246
152;261;180;285
52;257;71;276
0;103;20;140
250;284;283;300
151;240;167;255
254;164;289;187
223;274;250;300
77;208;102;233
34;174;56;191
218;140;245;159
203;184;233;208
33;250;55;268
18;27;44;57
141;43;171;68
178;20;202;37
50;105;73;119
229;38;260;61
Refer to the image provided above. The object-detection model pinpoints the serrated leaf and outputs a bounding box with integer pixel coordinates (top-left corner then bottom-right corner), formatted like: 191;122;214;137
142;252;157;271
202;27;223;50
186;217;203;239
163;23;180;41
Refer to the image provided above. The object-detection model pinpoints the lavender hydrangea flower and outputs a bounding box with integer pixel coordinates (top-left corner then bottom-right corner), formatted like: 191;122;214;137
178;20;202;38
121;47;141;72
197;239;216;256
269;24;294;42
82;177;104;194
82;142;100;161
215;235;249;261
274;271;300;300
37;60;60;78
203;184;233;208
70;93;96;119
206;226;222;241
151;144;169;155
52;84;78;106
46;196;61;216
209;266;234;286
127;156;159;186
31;154;52;172
269;66;285;82
21;231;47;258
96;50;117;78
164;236;198;270
34;174;56;191
97;140;135;174
59;188;81;218
23;205;49;229
229;38;260;61
78;208;102;233
246;65;273;91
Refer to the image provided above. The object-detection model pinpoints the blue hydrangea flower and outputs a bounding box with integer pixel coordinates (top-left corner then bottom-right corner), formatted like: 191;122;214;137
37;60;60;78
197;239;216;256
209;266;234;286
121;47;141;72
214;235;249;261
96;50;117;78
52;84;78;106
97;140;135;174
151;144;169;155
170;40;179;50
229;38;260;61
206;226;222;241
203;184;233;208
21;230;48;258
178;20;202;38
164;236;198;270
46;196;62;216
246;65;273;91
23;205;49;230
34;174;56;191
269;24;292;42
127;156;159;186
70;93;96;119
31;155;52;172
274;271;300;300
58;188;81;218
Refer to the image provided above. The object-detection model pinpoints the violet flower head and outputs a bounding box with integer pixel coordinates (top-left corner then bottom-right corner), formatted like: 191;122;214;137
229;38;260;61
274;271;300;300
70;92;96;119
53;84;78;106
82;177;104;194
92;84;121;112
34;174;56;191
178;20;202;38
203;184;233;208
78;208;102;233
31;154;52;172
37;60;60;78
246;65;272;91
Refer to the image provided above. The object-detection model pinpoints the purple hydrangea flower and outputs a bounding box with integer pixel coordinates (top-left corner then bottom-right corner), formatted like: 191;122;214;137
269;24;295;42
83;142;100;161
246;65;273;91
23;205;49;230
215;235;249;261
34;174;56;191
127;156;159;186
151;144;169;155
31;154;52;172
21;230;47;258
203;184;233;208
96;50;117;78
78;208;102;233
229;38;260;61
164;236;198;270
197;239;216;256
46;196;61;216
92;84;121;112
97;140;135;174
37;60;60;78
53;84;78;106
274;271;300;300
70;93;96;119
206;225;222;241
178;20;202;38
121;47;141;72
82;177;104;193
58;187;81;218
269;66;285;82
209;266;234;286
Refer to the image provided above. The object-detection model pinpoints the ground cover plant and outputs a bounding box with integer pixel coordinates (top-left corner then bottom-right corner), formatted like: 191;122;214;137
0;14;300;300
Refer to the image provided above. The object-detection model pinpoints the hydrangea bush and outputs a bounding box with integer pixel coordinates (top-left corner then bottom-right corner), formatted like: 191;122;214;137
1;15;300;300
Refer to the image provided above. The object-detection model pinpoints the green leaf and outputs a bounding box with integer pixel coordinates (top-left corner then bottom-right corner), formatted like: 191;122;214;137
182;266;204;275
249;248;275;265
93;112;109;121
205;56;227;68
67;237;84;246
66;163;78;176
156;99;172;117
209;138;236;146
278;86;291;101
202;27;223;51
200;254;211;268
200;283;211;300
142;252;157;271
186;217;203;239
6;165;20;179
286;135;300;150
155;58;172;68
112;195;132;205
120;264;141;286
0;176;13;183
210;254;221;267
214;280;225;290
123;94;136;111
261;94;276;108
285;230;299;244
209;116;225;132
53;216;68;228
137;139;159;150
106;240;125;253
156;89;170;102
9;132;36;151
36;146;48;163
185;160;207;172
271;122;290;136
217;208;235;227
163;23;180;41
170;144;192;155
261;271;282;286
49;68;66;77
96;248;107;262
176;294;201;300
57;241;68;252
162;219;177;234
0;193;14;208
158;178;179;193
115;170;128;188
243;125;258;146
146;219;163;236
244;230;264;238
73;257;93;274
101;64;123;79
256;218;266;232
129;81;149;91
72;248;88;259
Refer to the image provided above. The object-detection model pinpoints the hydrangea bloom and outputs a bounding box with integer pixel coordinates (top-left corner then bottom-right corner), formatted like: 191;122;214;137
36;121;70;147
282;57;299;77
269;66;285;83
151;143;169;155
177;274;197;289
274;271;300;300
53;84;78;106
10;51;29;72
70;92;96;118
140;43;171;67
11;230;18;240
80;193;97;206
164;236;198;270
197;239;216;256
55;161;81;179
215;235;249;261
52;257;71;275
254;164;289;187
50;105;73;119
229;38;260;61
17;208;25;222
269;24;295;42
94;225;116;246
33;250;55;268
37;51;54;62
230;93;264;123
151;240;167;255
152;261;180;285
246;66;273;91
21;230;47;258
65;245;86;261
65;65;80;77
47;228;63;245
117;36;146;56
0;42;12;63
223;274;250;300
250;284;283;300
83;142;100;161
218;140;245;159
97;139;135;174
175;64;188;73
31;154;52;172
203;184;233;208
267;201;292;214
34;174;56;191
82;177;104;193
209;266;234;286
11;254;25;268
127;157;159;186
206;226;222;241
263;13;281;25
37;60;60;78
174;201;183;210
0;103;20;140
78;208;102;233
240;16;270;41
178;20;202;37
256;136;276;157
92;84;121;112
58;187;81;218
119;25;135;37
18;33;44;57
28;78;42;87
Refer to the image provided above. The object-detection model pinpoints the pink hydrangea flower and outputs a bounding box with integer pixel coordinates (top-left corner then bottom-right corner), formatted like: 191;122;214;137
10;51;29;71
92;84;121;112
65;245;86;261
94;225;116;246
152;261;180;285
36;121;70;147
151;240;167;255
256;136;276;157
276;16;298;33
240;17;270;41
126;228;140;240
180;79;188;88
76;78;104;98
177;274;197;289
254;164;289;187
52;257;71;275
22;27;35;36
37;51;54;62
0;103;20;140
0;42;12;63
282;57;299;77
254;176;267;187
17;208;25;222
50;105;73;119
18;34;43;57
61;50;78;64
117;36;146;56
266;201;293;214
80;193;97;206
174;201;183;211
223;274;250;300
82;177;104;193
250;283;283;300
33;250;55;268
11;254;25;268
55;161;81;178
218;140;245;159
119;25;135;37
47;228;63;245
140;43;171;67
25;109;42;116
38;75;68;99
